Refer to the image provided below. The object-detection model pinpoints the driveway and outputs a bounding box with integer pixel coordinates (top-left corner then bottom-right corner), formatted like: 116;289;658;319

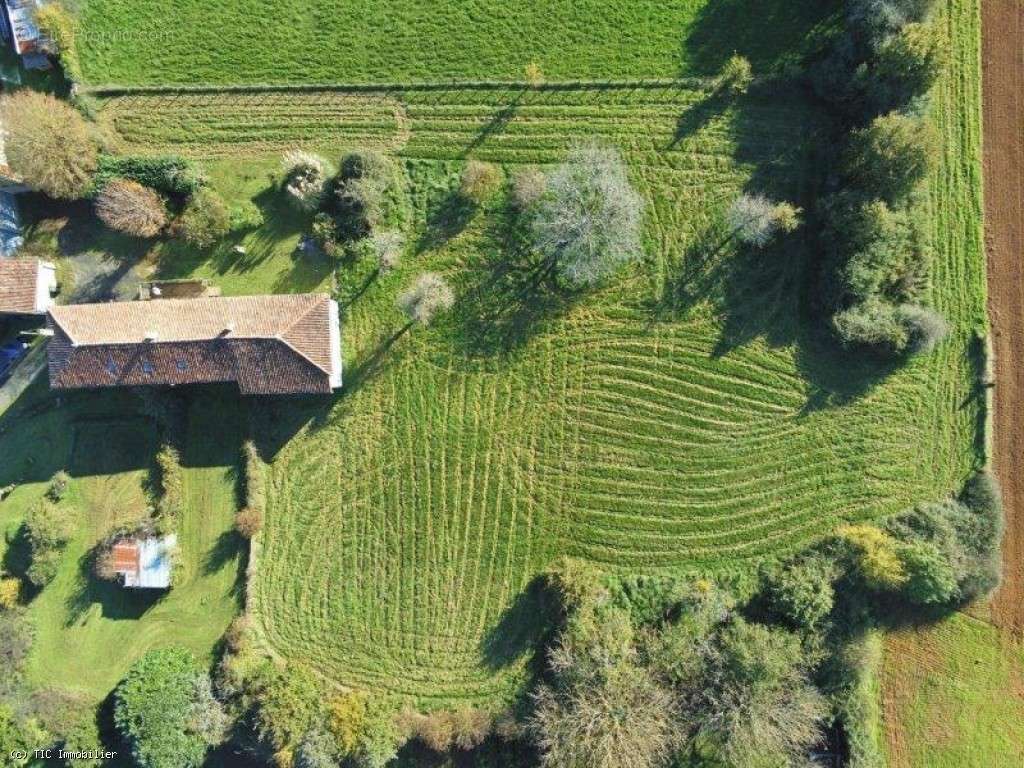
0;339;47;419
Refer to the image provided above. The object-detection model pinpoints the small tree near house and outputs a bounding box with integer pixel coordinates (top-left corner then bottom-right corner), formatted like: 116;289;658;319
0;91;97;199
397;273;455;327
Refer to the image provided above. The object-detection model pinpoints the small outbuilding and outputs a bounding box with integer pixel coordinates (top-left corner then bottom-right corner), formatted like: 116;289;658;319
0;0;53;69
0;257;57;314
110;534;177;590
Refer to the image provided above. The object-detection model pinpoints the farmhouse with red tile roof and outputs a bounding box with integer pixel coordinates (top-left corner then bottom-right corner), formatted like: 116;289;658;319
47;293;342;395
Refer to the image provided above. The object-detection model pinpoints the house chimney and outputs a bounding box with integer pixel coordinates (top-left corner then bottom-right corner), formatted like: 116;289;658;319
220;323;235;337
144;331;159;342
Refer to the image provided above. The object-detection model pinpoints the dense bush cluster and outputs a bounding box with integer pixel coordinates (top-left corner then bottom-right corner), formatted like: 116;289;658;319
839;470;1003;607
32;3;82;82
114;648;226;768
155;444;184;530
236;441;267;539
93;155;206;199
24;498;74;587
322;150;407;242
530;568;827;768
175;188;231;249
524;468;1004;768
811;0;948;356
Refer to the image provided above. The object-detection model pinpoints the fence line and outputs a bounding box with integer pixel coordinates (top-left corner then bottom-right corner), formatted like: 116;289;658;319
81;76;715;98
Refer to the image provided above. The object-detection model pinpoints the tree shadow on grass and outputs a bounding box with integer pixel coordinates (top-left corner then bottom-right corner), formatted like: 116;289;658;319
683;0;841;76
157;186;315;287
479;575;559;673
249;392;340;462
666;89;731;150
64;548;165;626
447;206;575;359
464;88;526;156
415;191;476;255
1;523;32;582
650;86;901;409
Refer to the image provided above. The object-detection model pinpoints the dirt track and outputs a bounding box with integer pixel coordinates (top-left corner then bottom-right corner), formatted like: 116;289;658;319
983;0;1024;636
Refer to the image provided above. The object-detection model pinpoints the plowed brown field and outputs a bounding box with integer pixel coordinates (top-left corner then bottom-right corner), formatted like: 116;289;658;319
983;0;1024;637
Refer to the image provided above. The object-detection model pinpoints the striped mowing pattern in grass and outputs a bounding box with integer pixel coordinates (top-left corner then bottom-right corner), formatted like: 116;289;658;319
99;0;984;706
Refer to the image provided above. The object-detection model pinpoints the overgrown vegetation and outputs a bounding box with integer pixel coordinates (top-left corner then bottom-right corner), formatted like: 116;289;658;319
154;444;184;531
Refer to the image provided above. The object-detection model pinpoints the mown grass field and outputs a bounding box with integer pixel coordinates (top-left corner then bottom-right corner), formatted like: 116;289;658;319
60;0;987;717
881;614;1024;767
0;383;244;703
75;0;836;86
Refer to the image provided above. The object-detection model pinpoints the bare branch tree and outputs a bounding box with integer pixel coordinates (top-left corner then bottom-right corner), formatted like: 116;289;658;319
95;179;167;238
726;193;802;247
532;143;644;288
397;272;455;326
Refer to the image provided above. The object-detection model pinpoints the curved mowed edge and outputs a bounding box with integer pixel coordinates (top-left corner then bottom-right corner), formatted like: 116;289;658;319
95;77;981;704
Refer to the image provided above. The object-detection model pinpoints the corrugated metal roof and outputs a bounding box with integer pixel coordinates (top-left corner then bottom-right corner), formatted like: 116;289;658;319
117;535;176;589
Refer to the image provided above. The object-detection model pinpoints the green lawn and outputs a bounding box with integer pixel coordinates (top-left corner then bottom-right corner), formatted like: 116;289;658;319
77;0;988;708
75;0;837;86
0;382;244;705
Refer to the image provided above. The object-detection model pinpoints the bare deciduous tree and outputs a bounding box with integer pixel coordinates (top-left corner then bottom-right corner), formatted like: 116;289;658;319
684;619;828;768
281;150;329;211
397;273;455;326
371;230;404;274
532;143;643;288
530;639;680;768
95;179;168;238
0;91;97;199
726;193;802;247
